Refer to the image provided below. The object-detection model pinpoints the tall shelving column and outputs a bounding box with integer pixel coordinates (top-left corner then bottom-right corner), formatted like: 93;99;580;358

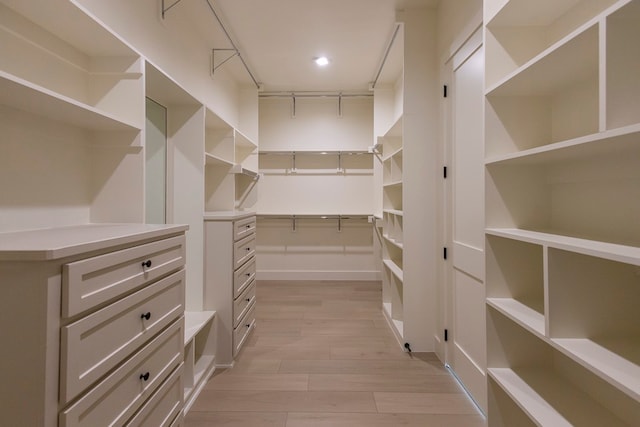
484;0;640;425
374;6;438;352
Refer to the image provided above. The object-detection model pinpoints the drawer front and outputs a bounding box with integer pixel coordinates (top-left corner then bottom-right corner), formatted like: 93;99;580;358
233;234;255;270
233;302;256;357
233;216;256;241
233;281;256;328
125;365;183;427
60;319;184;427
61;270;185;403
63;235;186;317
233;257;256;298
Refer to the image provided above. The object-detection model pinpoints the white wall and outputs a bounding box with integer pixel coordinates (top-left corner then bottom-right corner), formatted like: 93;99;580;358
256;96;377;281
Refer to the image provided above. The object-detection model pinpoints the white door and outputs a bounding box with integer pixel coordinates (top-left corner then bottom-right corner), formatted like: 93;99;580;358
445;29;486;412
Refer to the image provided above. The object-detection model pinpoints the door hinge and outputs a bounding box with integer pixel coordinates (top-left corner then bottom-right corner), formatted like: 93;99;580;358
443;247;448;260
443;85;448;98
443;166;447;179
444;329;449;342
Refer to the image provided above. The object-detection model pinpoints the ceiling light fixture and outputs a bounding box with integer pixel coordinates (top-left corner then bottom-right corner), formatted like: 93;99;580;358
314;56;330;66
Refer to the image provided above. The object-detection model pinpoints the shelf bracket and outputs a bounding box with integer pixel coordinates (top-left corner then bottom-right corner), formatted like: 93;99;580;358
161;0;184;19
338;92;343;117
338;215;342;232
292;215;297;232
291;94;296;118
212;48;239;74
291;151;297;173
337;152;344;173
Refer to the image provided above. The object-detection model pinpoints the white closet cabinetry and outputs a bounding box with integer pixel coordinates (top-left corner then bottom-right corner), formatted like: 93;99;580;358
0;0;145;232
0;224;187;427
374;7;437;352
204;212;257;366
485;0;640;425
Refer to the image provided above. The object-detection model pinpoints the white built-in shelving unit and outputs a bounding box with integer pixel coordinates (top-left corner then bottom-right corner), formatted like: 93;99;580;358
205;111;259;213
0;0;145;231
484;0;640;425
374;7;437;352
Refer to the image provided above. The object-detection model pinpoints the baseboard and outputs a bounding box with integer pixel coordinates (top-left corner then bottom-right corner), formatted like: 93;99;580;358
256;270;380;281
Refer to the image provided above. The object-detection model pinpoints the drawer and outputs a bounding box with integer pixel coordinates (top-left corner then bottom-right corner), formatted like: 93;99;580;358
233;257;256;298
63;235;186;317
125;365;183;427
234;280;256;328
234;216;256;241
233;233;255;270
233;301;256;357
60;318;184;427
61;270;185;403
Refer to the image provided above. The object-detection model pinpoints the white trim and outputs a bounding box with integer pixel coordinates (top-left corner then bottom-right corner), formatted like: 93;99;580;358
256;270;380;281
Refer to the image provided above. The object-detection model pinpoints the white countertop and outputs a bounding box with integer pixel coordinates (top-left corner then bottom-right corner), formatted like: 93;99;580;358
0;223;188;261
203;211;256;221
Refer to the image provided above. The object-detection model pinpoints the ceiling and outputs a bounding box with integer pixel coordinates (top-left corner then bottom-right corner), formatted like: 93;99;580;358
179;0;440;93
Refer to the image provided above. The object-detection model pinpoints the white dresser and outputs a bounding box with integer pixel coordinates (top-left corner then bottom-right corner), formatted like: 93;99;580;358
204;212;257;366
0;224;188;427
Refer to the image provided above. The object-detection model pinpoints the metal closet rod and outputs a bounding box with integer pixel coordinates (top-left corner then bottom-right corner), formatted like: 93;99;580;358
371;23;402;90
161;0;260;89
258;150;371;155
259;92;372;98
258;214;371;232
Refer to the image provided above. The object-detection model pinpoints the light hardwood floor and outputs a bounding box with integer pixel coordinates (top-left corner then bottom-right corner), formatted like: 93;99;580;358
185;280;486;427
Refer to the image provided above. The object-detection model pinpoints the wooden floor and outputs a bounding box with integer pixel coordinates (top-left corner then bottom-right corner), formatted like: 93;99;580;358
185;280;486;427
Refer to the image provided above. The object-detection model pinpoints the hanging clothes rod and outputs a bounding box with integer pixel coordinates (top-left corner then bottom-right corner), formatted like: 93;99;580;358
259;92;372;98
258;214;372;232
258;150;371;155
371;23;402;89
161;0;260;89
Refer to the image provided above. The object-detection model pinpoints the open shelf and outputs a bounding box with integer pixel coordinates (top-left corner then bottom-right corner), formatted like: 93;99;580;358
547;248;640;401
487;306;637;426
606;0;640;130
485;0;618;87
382;258;403;282
486;24;599;158
205;153;235;168
487;298;545;337
0;72;141;132
485;123;640;166
0;1;143;128
183;311;216;412
486;228;640;266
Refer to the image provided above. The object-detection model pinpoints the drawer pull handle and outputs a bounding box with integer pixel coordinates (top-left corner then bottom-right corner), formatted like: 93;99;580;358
140;372;150;381
246;324;251;328
141;260;152;268
246;273;251;277
141;312;151;320
246;247;251;251
246;298;251;302
246;224;251;229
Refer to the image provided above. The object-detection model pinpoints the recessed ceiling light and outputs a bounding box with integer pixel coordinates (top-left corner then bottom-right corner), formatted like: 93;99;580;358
314;56;330;66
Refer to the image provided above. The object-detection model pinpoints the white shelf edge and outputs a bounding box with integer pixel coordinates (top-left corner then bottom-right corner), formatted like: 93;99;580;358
382;258;403;282
485;228;640;266
382;209;404;217
0;70;141;131
379;114;403;139
383;234;404;250
382;146;404;162
551;338;640;402
488;368;573;427
234;129;258;149
485;18;599;96
230;164;260;179
205;153;234;167
184;310;216;345
487;298;545;337
383;180;403;188
485;123;640;165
